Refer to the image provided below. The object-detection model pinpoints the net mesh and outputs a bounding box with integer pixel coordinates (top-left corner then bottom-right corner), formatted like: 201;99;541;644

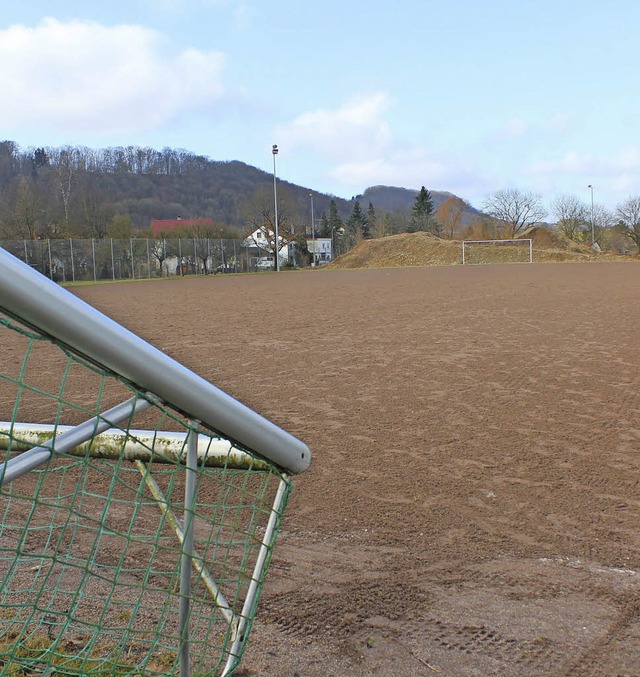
0;310;292;676
463;240;532;265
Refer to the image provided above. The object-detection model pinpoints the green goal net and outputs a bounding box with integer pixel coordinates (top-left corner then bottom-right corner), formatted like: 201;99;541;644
0;249;310;676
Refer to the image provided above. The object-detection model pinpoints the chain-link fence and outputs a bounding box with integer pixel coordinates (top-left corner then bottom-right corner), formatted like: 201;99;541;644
0;238;259;282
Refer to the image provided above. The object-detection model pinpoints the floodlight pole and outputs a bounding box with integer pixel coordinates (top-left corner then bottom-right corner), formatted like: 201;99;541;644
588;184;595;245
272;145;280;271
310;193;316;266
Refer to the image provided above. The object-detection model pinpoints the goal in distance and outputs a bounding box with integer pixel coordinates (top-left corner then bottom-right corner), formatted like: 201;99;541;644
462;239;533;265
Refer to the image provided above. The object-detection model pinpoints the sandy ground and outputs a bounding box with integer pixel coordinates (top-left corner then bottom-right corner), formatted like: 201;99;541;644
24;262;640;675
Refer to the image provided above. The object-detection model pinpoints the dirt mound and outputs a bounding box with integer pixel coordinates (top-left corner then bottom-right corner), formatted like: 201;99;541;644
328;230;631;269
518;226;592;253
328;232;461;269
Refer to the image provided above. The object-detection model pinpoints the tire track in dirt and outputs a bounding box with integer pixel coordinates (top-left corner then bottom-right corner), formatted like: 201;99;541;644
66;262;640;676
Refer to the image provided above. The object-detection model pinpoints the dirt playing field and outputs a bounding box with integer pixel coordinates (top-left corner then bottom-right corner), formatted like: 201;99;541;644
64;261;640;676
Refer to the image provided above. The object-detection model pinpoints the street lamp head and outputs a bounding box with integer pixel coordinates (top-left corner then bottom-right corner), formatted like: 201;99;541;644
272;144;278;155
588;184;592;189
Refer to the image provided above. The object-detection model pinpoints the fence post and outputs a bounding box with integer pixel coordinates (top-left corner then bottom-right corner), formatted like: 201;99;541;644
47;239;53;280
2;236;246;282
70;238;76;283
92;238;97;282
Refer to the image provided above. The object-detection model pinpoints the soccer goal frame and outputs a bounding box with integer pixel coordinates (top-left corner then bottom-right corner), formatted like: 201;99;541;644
462;238;533;265
0;247;311;676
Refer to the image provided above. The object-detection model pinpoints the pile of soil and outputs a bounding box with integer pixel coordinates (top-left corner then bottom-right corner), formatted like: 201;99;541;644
519;226;601;262
328;229;631;269
329;232;461;269
519;225;587;251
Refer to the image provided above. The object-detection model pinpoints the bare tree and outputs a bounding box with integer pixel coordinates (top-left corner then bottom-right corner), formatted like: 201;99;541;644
49;146;79;231
150;238;172;276
616;196;640;255
80;190;113;239
186;223;217;274
482;188;547;238
436;196;467;239
550;194;589;242
591;204;615;245
13;176;39;239
244;187;294;268
461;214;499;241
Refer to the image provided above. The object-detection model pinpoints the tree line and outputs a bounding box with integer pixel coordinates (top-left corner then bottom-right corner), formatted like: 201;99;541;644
481;188;640;255
0;140;474;257
1;139;639;258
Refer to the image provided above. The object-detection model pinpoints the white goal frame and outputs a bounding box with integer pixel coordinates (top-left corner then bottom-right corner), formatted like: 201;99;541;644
0;247;311;677
462;239;533;265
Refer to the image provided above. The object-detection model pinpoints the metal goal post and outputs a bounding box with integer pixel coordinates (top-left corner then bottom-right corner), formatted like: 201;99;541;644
462;238;533;265
0;247;311;677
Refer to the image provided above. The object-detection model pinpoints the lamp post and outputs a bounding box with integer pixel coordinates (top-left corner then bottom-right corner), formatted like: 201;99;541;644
310;193;316;266
588;184;595;245
272;145;279;271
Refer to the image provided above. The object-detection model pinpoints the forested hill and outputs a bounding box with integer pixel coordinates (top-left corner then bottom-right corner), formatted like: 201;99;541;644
0;141;476;238
357;185;480;218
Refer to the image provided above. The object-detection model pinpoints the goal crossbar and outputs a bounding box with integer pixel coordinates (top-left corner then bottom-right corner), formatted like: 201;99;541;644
0;248;309;474
0;421;272;471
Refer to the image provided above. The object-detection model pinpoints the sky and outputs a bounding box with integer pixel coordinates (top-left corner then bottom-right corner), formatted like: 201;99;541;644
1;0;639;212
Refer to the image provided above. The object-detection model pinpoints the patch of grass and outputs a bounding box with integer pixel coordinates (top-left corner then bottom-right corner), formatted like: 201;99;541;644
0;632;176;676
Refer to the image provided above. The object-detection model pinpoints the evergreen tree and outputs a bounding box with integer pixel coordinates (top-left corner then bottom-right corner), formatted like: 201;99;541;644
328;199;344;236
31;147;49;178
318;212;330;238
326;200;346;257
364;202;376;239
345;200;366;248
382;212;395;237
410;186;435;233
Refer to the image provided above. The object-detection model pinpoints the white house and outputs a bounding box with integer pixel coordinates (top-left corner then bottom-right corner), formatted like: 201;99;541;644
242;228;290;265
307;238;332;264
242;229;333;265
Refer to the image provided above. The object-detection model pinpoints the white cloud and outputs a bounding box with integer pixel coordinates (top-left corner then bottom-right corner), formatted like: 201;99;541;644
278;93;394;160
332;147;446;188
488;112;572;148
524;148;640;207
0;18;227;135
277;93;493;204
528;151;587;175
528;148;640;178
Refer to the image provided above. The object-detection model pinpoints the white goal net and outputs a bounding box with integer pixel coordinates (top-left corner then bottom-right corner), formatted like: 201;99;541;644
462;239;533;265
